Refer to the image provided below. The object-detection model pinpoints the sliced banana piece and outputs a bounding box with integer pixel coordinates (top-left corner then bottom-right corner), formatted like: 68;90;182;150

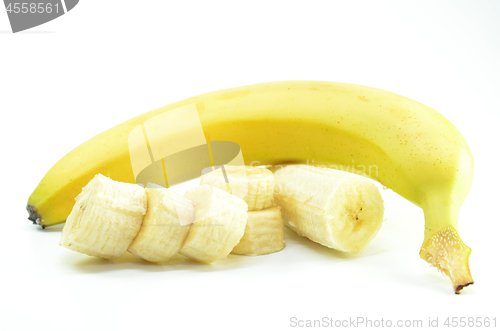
273;165;384;254
200;165;274;211
202;165;285;256
232;206;285;256
59;174;147;260
128;187;194;263
180;184;248;263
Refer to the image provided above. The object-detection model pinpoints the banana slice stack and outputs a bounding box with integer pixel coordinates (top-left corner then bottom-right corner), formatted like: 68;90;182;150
60;165;384;264
128;185;194;263
200;166;286;256
60;175;249;263
179;185;248;263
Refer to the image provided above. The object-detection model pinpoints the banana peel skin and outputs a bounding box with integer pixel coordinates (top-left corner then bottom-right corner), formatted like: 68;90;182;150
27;81;474;293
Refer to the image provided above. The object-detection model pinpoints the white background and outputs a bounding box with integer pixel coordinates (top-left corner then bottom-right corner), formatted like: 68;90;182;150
1;1;499;330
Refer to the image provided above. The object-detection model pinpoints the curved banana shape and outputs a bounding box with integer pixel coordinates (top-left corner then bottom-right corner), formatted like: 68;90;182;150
27;81;474;293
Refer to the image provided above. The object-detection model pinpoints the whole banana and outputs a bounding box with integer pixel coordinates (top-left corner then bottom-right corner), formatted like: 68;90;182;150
27;81;474;293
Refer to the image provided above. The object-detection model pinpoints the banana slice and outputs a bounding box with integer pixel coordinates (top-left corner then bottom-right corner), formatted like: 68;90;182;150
273;165;384;254
200;165;274;211
59;174;147;260
202;165;285;256
128;187;194;263
179;184;248;263
232;206;285;256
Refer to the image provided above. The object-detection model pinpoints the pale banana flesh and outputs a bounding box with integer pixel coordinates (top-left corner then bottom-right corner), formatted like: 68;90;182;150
28;81;474;293
200;166;275;210
60;177;247;264
59;174;147;260
232;206;285;256
179;185;248;263
128;187;194;263
201;165;285;256
273;165;384;254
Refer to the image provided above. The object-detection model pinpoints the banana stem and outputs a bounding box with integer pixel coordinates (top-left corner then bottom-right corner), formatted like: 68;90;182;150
420;199;473;294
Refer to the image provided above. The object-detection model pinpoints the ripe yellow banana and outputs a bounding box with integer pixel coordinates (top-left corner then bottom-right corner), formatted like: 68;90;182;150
28;81;474;293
